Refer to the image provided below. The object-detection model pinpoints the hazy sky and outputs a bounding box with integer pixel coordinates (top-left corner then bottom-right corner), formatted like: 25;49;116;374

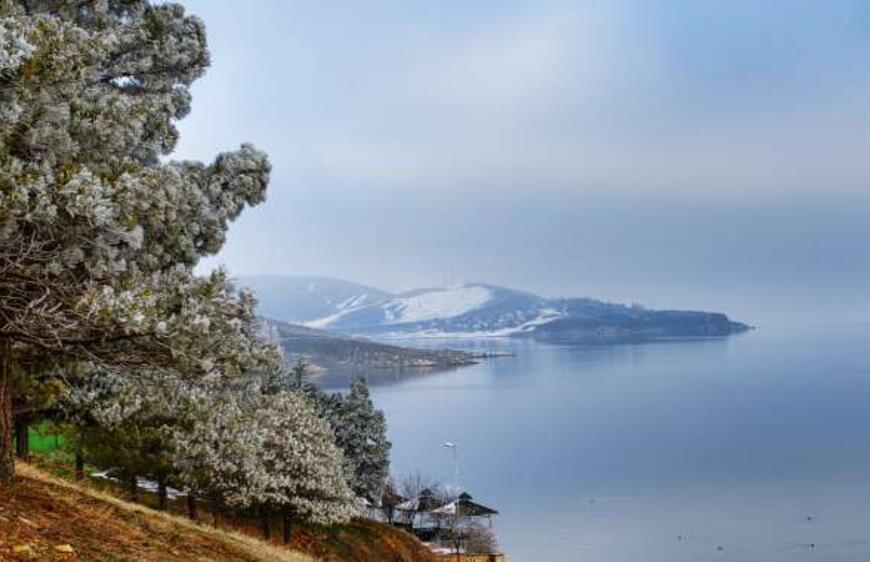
177;0;870;324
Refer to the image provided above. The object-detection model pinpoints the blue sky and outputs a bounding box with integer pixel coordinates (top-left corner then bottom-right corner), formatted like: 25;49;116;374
177;1;870;324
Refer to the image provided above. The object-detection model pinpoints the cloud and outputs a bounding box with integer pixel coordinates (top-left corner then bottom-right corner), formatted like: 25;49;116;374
273;0;870;198
298;2;664;191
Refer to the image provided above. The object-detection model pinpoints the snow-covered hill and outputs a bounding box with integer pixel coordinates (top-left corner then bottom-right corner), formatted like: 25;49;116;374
383;285;492;324
301;283;555;337
243;276;750;341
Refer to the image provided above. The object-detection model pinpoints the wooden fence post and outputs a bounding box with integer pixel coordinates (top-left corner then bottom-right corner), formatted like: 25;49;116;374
74;453;84;480
187;494;197;521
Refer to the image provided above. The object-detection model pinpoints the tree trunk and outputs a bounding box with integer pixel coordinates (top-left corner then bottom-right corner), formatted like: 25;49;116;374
14;414;28;460
260;508;271;540
0;339;14;482
74;453;84;480
282;511;293;545
128;474;139;502
212;496;221;527
186;494;197;521
157;473;168;510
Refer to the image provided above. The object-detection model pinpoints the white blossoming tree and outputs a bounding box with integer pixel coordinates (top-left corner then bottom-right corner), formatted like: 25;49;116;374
0;0;271;480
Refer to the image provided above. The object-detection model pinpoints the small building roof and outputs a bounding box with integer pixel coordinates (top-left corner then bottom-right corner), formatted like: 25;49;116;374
429;493;498;517
397;490;498;517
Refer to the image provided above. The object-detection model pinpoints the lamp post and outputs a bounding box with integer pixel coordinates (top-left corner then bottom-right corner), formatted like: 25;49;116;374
443;441;459;489
443;442;463;560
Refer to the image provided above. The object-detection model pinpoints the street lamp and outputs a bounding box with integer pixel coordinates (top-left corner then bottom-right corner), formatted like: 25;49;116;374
443;441;459;489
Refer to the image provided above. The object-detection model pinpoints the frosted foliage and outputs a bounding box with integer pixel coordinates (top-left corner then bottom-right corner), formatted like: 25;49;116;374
65;365;211;434
332;378;391;501
0;2;271;371
0;17;32;74
174;391;356;525
62;366;209;476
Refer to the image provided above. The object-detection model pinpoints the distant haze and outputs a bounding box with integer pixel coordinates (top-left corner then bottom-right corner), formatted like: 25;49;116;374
178;1;870;325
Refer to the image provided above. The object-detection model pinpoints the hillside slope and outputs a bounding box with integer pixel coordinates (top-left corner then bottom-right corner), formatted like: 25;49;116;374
0;464;310;562
0;463;438;562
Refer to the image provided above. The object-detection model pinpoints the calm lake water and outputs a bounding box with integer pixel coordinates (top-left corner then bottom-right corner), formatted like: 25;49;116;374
323;324;870;561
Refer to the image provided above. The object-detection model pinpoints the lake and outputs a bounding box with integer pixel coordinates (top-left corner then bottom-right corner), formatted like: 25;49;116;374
323;324;870;561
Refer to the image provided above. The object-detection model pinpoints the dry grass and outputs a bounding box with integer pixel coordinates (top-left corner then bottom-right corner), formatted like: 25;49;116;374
0;462;313;562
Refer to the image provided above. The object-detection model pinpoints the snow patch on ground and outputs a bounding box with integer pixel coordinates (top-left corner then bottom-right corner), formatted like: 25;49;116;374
91;470;186;499
305;312;345;329
304;292;371;328
302;293;369;329
384;285;492;325
336;293;369;311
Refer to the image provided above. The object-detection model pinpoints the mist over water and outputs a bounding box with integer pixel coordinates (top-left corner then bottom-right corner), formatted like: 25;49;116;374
325;325;870;561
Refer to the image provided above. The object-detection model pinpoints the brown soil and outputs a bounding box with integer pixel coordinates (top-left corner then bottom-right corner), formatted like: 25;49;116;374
0;462;439;562
0;463;310;562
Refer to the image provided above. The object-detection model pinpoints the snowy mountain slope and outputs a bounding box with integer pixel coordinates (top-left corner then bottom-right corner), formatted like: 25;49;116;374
303;283;555;335
236;275;392;323
383;285;493;324
245;276;750;341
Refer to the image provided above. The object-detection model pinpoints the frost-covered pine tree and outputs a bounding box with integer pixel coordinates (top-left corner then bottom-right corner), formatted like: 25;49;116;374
249;392;356;530
173;390;355;534
331;378;391;502
285;363;392;502
0;1;271;480
62;366;213;508
170;392;262;516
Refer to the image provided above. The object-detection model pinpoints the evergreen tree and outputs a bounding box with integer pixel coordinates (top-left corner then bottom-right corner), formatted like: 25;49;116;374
0;1;271;480
62;367;211;508
11;361;65;459
332;378;391;502
280;360;392;502
250;392;356;528
173;390;355;529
